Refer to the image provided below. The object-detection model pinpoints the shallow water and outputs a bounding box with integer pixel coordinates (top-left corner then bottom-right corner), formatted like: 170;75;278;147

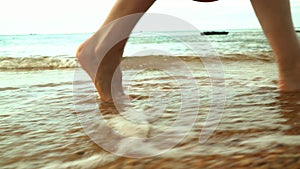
1;56;300;168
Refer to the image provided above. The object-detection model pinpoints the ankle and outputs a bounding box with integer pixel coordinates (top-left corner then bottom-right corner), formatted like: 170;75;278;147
277;50;300;69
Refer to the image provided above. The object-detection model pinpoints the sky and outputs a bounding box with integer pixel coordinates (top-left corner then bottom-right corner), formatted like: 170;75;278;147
0;0;300;35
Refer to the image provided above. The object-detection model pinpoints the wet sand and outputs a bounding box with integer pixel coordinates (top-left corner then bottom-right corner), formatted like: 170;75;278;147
1;56;300;169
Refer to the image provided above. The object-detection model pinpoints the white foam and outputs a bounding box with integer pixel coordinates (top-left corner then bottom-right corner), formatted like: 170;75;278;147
0;56;77;69
240;134;300;147
42;153;117;169
108;116;150;137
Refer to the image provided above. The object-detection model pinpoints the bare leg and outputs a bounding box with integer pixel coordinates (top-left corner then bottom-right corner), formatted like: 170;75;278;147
76;0;155;102
251;0;300;91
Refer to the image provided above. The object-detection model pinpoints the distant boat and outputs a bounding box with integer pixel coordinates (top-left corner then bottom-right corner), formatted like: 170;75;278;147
201;31;229;35
296;30;300;33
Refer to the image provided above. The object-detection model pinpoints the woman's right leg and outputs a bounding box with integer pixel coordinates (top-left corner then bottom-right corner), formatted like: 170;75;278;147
251;0;300;91
76;0;156;102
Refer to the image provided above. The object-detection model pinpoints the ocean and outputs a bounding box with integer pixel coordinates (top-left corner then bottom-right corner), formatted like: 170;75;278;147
0;29;274;69
1;30;300;168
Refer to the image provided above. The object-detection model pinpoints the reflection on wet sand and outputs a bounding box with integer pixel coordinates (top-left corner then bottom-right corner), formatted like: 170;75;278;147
90;90;300;169
277;92;300;135
69;57;300;168
1;57;300;169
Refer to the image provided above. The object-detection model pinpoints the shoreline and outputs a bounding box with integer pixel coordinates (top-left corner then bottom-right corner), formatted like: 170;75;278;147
1;54;299;169
0;54;275;71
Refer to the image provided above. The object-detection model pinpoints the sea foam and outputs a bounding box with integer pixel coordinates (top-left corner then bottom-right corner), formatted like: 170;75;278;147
0;56;78;70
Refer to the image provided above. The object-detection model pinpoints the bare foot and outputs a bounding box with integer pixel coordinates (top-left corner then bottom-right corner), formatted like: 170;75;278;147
278;62;300;92
76;34;125;102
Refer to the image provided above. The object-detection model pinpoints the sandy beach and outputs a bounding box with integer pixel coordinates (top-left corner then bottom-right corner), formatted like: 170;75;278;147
1;56;300;169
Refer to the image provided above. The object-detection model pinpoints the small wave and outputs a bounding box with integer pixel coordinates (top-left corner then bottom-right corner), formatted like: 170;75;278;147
42;153;117;169
30;82;73;88
0;56;78;70
125;54;275;63
221;53;274;62
0;87;19;91
0;53;274;70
